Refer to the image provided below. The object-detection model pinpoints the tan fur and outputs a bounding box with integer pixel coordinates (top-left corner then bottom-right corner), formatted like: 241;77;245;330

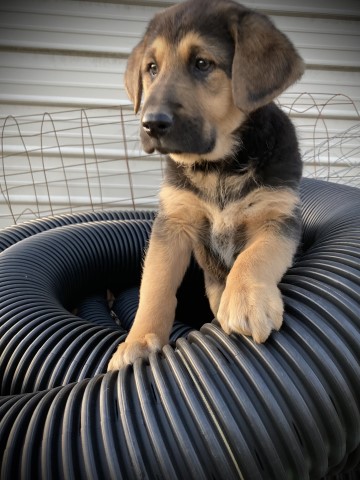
107;217;193;370
177;31;230;66
161;183;298;234
217;231;295;342
177;31;205;60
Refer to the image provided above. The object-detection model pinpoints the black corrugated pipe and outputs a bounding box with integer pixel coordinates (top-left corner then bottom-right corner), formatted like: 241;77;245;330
0;178;359;480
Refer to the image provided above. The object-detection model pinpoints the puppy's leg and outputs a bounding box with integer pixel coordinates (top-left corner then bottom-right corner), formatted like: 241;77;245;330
107;216;192;370
217;230;297;343
204;273;225;317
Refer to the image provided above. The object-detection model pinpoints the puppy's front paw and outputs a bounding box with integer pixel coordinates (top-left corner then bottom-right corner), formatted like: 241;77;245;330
107;333;162;371
217;280;283;343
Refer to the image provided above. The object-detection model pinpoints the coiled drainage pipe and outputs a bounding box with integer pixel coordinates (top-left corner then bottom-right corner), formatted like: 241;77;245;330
0;178;359;480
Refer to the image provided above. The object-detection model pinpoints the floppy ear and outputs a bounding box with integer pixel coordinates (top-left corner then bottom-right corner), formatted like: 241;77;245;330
124;40;145;114
231;11;304;113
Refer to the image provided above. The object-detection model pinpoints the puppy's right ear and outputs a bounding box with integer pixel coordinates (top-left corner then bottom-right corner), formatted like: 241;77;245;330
124;40;145;114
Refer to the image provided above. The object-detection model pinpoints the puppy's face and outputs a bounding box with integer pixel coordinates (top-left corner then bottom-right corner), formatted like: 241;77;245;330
139;32;245;164
125;0;304;165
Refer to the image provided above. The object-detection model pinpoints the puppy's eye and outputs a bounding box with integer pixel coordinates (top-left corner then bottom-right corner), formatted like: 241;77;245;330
148;62;158;78
195;58;213;72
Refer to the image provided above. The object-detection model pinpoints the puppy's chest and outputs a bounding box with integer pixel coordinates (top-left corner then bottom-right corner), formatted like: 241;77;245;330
209;224;231;253
190;170;250;267
190;168;252;208
206;215;245;268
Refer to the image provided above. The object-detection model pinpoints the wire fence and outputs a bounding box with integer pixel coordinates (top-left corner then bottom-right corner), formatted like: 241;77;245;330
1;93;359;228
280;92;360;186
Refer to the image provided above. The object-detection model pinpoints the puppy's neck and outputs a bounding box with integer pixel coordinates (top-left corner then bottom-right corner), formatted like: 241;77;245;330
168;124;244;166
165;151;254;209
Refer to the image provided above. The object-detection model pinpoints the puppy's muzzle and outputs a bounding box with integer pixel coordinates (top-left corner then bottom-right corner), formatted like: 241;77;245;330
142;112;173;139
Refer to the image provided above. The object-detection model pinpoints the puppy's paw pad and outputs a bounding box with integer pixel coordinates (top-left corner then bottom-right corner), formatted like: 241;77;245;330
107;333;162;371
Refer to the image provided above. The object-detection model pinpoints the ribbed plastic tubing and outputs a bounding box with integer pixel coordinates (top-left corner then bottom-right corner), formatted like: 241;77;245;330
0;178;359;480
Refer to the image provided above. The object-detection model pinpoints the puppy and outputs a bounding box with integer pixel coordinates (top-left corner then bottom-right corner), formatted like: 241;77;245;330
108;0;304;370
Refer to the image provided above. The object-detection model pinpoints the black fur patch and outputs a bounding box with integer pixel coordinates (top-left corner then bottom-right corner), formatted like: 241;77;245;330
165;102;302;207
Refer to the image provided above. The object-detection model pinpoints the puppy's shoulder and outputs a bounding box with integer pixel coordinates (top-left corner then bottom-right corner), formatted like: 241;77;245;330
239;103;303;189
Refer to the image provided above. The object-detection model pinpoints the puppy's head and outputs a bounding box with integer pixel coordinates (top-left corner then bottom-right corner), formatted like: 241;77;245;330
125;0;304;164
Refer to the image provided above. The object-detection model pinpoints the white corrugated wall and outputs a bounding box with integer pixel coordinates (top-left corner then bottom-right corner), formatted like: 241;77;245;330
0;0;359;228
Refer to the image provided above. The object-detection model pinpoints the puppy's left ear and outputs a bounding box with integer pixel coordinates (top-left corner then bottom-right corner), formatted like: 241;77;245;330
231;11;304;113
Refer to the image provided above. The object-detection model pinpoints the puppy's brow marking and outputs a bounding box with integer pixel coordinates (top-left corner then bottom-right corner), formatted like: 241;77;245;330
146;36;169;66
177;32;206;59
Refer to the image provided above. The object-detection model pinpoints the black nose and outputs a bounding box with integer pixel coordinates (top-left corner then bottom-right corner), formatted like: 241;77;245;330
142;112;173;138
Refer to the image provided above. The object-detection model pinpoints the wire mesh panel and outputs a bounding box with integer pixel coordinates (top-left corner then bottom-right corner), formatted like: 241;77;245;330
0;106;164;228
0;95;359;229
278;93;360;186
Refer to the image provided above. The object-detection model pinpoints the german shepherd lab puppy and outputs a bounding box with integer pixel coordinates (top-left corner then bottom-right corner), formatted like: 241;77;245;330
108;0;304;370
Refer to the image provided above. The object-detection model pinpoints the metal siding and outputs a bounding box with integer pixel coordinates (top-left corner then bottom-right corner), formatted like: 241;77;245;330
0;0;359;227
